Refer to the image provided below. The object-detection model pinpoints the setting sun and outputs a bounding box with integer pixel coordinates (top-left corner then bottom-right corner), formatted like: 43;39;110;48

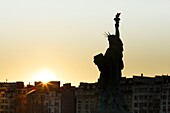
34;70;57;84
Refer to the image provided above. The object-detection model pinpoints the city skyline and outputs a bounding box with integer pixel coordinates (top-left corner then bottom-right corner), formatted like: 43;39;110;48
0;0;170;86
1;75;170;113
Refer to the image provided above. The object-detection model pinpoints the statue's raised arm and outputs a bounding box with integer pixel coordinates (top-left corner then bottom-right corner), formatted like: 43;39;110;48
114;13;121;38
94;13;129;113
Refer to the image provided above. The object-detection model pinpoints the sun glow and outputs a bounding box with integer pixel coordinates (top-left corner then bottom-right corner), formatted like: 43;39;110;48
34;70;57;84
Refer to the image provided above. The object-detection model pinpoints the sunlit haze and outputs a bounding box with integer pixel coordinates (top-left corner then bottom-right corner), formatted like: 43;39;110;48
33;70;58;84
0;0;170;86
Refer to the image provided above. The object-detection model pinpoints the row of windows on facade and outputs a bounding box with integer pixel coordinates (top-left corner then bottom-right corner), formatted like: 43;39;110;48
26;100;60;106
0;99;14;104
0;111;14;113
79;85;96;89
29;92;61;97
77;104;95;109
133;87;163;93
134;108;170;113
27;96;60;101
76;91;96;95
77;99;95;103
134;95;170;100
134;95;153;100
0;93;15;98
133;102;170;112
26;109;60;113
134;102;153;107
0;105;14;109
134;110;159;113
77;108;95;113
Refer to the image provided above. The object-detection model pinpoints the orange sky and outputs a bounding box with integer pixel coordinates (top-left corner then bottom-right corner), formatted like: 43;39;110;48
0;0;170;86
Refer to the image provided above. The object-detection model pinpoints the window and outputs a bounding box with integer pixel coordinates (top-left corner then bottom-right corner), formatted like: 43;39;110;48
49;108;51;113
139;95;143;100
10;105;14;109
134;96;138;100
149;95;153;99
134;103;138;107
55;102;59;106
163;109;166;113
139;110;147;113
1;105;4;109
2;94;5;97
150;88;153;92
144;95;147;100
139;103;142;107
5;105;8;109
55;109;59;113
2;99;5;103
162;95;167;100
46;102;49;106
149;103;153;106
144;103;147;107
85;104;89;109
135;88;138;93
90;104;94;108
134;110;138;113
86;100;89;103
163;101;166;105
49;100;52;106
78;106;81;109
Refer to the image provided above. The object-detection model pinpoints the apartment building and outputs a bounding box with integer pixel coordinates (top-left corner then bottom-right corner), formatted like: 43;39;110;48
26;81;61;113
160;76;170;113
131;75;170;113
61;83;76;113
0;82;25;113
75;82;98;113
121;77;133;112
1;75;170;113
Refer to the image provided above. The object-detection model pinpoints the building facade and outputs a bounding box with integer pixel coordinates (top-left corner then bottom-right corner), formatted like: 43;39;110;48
130;75;170;113
0;82;25;113
1;75;170;113
26;81;61;113
61;83;76;113
75;82;98;113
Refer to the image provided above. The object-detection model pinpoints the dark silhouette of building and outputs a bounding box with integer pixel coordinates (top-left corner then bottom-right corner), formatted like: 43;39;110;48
0;82;26;113
26;81;61;113
1;75;170;113
61;83;76;113
75;82;98;113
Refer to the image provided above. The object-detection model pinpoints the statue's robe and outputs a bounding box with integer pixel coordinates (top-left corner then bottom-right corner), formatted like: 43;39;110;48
94;35;126;112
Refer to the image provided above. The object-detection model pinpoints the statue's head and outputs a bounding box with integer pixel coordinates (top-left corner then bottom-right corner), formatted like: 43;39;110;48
107;35;123;48
104;32;123;48
108;35;118;46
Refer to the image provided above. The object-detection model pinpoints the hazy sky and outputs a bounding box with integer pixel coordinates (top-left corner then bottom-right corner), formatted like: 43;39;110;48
0;0;170;86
